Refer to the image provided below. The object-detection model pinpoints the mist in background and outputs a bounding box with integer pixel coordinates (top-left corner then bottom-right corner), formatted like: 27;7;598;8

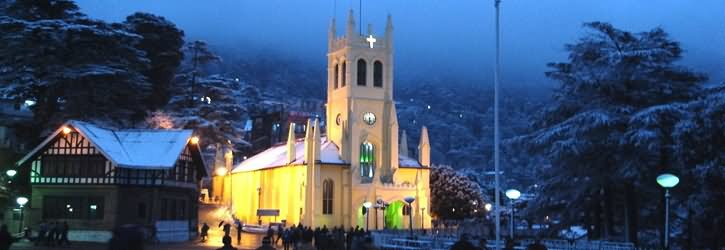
75;0;725;87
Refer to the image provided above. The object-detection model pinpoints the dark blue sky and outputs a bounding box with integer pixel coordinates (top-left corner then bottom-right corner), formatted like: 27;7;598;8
75;0;725;87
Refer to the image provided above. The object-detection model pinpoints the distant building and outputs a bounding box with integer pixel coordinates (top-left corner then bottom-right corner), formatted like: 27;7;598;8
247;100;324;155
15;120;207;242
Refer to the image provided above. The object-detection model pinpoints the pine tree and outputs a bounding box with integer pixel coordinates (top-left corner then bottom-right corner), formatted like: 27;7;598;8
123;12;185;109
0;2;151;128
508;22;707;244
430;165;485;220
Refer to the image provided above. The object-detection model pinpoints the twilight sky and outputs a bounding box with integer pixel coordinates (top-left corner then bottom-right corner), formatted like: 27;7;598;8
75;0;725;87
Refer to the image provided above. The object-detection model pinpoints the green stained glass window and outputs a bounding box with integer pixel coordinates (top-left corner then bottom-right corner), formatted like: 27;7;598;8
360;142;374;183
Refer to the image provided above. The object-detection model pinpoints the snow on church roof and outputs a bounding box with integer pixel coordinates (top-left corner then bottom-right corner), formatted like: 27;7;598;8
17;120;201;170
233;137;426;172
232;137;345;173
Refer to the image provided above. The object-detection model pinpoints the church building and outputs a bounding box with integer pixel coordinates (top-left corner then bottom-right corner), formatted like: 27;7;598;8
222;11;432;230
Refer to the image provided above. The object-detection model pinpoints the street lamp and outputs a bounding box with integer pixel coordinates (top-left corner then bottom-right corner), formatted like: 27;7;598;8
505;189;521;239
657;173;679;249
363;201;372;231
404;196;416;236
484;203;493;212
6;169;17;178
16;197;28;233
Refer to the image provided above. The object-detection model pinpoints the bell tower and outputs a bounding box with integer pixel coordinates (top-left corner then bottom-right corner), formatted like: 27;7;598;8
326;10;398;184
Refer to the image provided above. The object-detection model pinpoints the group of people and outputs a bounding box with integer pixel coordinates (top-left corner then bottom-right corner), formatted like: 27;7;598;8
274;224;379;250
33;221;71;246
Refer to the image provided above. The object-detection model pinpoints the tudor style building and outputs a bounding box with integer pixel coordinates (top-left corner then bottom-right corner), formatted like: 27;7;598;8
15;120;206;241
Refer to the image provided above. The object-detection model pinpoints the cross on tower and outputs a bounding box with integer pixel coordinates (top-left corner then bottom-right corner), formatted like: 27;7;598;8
366;35;377;48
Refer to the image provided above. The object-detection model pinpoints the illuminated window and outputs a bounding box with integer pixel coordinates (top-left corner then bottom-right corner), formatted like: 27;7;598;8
357;59;367;86
373;61;383;87
322;179;333;214
360;142;374;183
334;63;339;89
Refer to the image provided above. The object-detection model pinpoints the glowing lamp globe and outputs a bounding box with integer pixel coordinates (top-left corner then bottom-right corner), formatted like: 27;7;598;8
16;197;29;206
6;169;17;177
404;196;416;204
657;173;680;188
484;203;493;212
362;201;372;208
190;136;200;145
505;189;521;200
62;126;72;134
215;168;228;176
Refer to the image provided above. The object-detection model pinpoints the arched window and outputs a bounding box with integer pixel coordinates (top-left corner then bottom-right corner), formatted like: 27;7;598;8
334;63;339;89
357;59;367;86
360;142;374;183
322;179;333;214
341;62;346;87
403;204;411;216
373;61;383;87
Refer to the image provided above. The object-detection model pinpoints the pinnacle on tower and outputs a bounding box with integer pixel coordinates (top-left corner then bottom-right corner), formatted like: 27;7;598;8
328;18;336;48
287;123;296;164
385;14;393;46
346;9;356;38
400;130;409;157
418;126;430;167
313;119;321;160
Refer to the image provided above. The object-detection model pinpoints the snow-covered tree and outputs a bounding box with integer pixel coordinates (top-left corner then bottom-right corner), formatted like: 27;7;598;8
123;12;185;109
430;165;485;220
0;1;151;128
508;22;707;246
157;40;256;154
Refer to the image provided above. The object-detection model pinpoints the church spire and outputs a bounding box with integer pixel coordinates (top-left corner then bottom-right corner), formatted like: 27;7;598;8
287;123;296;164
418;127;430;167
346;9;356;39
400;130;409;157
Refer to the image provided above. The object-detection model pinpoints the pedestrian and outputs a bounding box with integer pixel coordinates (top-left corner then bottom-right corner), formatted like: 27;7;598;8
59;221;70;246
266;226;274;242
276;224;283;245
35;221;47;246
282;228;291;250
200;223;210;242
236;221;243;245
450;234;476;250
256;236;276;250
0;225;15;250
223;223;232;237
217;235;238;250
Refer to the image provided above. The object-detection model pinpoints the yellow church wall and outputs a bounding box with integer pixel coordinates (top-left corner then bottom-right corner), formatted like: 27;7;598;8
228;165;307;226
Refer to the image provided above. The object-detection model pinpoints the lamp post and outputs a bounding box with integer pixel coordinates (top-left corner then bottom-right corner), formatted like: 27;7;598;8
6;169;16;184
657;173;679;249
493;0;503;249
363;201;372;231
16;197;28;233
505;189;521;239
404;196;416;236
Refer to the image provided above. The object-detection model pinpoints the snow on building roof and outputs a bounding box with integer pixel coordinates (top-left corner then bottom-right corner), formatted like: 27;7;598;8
399;155;423;168
17;120;200;170
233;137;427;172
232;137;345;173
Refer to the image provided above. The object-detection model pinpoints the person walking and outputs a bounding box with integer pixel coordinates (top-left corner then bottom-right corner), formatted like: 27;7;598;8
276;224;283;245
256;236;276;250
282;228;291;250
0;225;15;250
236;221;243;245
59;221;70;246
217;235;238;250
200;223;210;242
